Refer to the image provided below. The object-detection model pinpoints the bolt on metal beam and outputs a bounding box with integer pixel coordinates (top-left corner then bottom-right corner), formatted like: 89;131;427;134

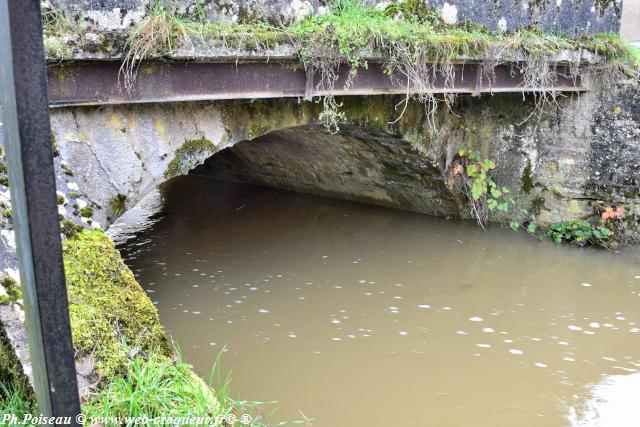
0;0;80;420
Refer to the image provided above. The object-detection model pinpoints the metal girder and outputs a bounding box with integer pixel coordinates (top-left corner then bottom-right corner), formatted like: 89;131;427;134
47;60;585;108
0;0;81;421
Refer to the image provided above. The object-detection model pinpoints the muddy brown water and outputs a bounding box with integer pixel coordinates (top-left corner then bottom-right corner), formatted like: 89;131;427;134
117;175;640;427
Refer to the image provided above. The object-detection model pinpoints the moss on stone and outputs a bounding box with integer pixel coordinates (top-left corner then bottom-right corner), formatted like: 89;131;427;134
0;276;21;306
530;196;546;215
60;220;83;238
0;327;33;403
223;99;313;142
63;229;170;378
164;138;216;179
521;159;534;194
79;206;93;218
61;164;74;177
51;133;60;157
247;123;273;140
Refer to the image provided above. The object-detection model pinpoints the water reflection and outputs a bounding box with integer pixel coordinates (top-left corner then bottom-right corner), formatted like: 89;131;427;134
117;175;640;427
568;373;640;426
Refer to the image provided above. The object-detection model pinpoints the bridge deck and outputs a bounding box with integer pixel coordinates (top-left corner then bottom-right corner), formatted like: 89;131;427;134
47;60;586;108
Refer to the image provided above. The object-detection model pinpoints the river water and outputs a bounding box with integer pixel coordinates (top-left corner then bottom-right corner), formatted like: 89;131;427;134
117;175;640;427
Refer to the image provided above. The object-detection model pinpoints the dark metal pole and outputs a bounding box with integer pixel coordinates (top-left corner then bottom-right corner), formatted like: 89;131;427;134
0;0;81;420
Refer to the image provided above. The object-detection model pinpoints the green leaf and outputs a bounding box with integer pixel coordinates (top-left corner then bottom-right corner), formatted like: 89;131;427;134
482;159;496;170
490;188;502;198
497;202;509;212
487;199;498;210
471;180;484;200
510;221;520;231
527;223;538;234
502;187;510;194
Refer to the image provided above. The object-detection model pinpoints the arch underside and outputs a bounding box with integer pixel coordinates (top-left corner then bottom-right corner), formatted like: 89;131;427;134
193;125;463;218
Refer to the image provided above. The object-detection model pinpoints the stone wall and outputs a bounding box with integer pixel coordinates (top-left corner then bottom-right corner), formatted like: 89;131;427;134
45;0;621;34
621;0;640;44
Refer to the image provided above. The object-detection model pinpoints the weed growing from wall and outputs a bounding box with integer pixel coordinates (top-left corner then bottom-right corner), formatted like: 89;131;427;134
449;146;514;227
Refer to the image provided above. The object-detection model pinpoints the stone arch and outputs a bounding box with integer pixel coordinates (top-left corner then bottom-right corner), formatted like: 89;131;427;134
192;123;463;218
49;95;458;226
51;87;637;231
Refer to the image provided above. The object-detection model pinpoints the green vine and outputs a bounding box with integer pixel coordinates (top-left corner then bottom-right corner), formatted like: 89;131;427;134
451;146;514;227
451;146;629;248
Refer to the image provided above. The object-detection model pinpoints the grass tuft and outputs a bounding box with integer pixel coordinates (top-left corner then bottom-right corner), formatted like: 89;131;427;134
0;382;35;424
82;351;222;420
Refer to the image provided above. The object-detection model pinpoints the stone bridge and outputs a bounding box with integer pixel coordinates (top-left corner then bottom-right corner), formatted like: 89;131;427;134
50;83;640;231
40;0;640;230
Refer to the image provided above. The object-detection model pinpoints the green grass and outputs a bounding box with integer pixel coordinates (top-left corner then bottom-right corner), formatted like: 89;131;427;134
1;349;275;427
82;345;284;427
109;194;127;217
82;351;222;422
0;382;35;426
44;0;640;67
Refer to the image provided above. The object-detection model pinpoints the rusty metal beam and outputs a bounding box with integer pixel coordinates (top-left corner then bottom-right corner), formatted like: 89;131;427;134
47;60;585;108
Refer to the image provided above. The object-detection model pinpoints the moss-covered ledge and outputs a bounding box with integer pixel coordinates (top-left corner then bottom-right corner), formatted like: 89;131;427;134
43;0;639;69
63;229;170;380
